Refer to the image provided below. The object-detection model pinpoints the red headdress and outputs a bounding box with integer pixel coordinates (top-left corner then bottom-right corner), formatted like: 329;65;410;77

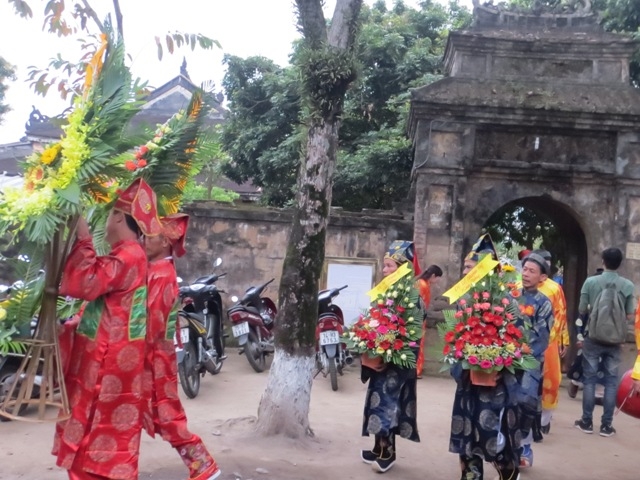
160;213;189;258
113;178;162;236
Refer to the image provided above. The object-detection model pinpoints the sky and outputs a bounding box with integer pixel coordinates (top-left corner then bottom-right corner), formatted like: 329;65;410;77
0;0;467;144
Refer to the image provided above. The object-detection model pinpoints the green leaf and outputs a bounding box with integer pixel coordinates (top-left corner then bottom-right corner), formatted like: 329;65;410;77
56;180;81;205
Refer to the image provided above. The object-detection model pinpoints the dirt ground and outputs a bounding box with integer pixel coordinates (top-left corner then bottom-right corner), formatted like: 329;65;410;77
2;353;640;480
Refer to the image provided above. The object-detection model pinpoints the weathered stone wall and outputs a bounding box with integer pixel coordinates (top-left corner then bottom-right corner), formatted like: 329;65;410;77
175;202;413;308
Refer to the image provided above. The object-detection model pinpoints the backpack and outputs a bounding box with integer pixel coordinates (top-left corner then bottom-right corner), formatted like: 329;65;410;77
587;278;628;345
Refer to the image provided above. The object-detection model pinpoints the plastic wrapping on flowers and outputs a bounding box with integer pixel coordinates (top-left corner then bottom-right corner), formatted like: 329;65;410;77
342;271;423;368
438;266;539;374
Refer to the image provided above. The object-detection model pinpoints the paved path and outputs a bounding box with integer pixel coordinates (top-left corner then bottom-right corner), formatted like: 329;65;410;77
1;354;639;479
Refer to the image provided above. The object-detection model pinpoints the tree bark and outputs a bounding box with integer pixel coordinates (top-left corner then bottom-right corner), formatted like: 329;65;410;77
255;0;362;439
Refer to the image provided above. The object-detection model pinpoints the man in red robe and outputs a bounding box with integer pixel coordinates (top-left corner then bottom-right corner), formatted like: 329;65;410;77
53;179;162;480
143;213;221;480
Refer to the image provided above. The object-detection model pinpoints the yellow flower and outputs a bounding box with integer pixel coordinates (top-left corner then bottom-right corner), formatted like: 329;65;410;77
376;347;385;354
505;343;516;353
0;306;6;321
40;143;62;165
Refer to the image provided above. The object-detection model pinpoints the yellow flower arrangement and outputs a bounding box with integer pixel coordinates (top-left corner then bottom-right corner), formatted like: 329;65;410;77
40;143;62;166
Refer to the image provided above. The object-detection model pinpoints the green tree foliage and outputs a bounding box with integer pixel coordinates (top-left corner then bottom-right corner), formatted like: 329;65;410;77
220;55;303;206
0;57;16;126
484;205;563;267
221;0;471;210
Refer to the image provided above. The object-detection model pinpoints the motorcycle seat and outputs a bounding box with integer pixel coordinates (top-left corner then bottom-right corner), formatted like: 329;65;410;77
229;305;260;315
182;311;205;323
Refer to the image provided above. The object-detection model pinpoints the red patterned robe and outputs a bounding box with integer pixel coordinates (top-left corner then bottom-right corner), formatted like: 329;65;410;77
53;238;148;480
145;257;218;480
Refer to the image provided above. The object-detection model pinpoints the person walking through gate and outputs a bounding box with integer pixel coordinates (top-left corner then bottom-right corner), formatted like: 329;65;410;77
415;264;443;378
143;214;221;480
574;247;635;437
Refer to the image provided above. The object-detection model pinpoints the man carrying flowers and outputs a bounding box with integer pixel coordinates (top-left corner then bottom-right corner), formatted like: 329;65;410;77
442;235;541;480
53;179;162;480
344;240;423;474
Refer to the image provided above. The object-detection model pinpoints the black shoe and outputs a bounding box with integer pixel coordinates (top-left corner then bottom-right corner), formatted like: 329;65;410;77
574;418;593;434
361;436;382;464
371;445;396;473
493;461;520;480
361;448;380;465
541;422;550;435
599;424;616;437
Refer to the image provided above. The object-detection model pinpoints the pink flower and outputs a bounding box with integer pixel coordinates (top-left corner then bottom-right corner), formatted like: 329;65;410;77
481;302;491;310
386;299;394;306
493;306;504;313
455;350;464;358
494;356;504;365
459;298;467;306
504;357;513;367
468;355;479;365
473;303;482;311
454;310;464;319
409;341;417;347
465;308;473;315
377;325;389;335
480;360;492;369
482;292;490;300
501;298;510;305
514;350;522;358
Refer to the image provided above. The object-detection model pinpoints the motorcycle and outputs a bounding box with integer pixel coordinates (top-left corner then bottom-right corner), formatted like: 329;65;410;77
227;278;277;373
174;258;228;399
315;285;352;391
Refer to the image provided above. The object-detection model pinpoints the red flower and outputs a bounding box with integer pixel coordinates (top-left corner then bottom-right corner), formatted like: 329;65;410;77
444;331;456;343
394;339;404;350
138;145;149;157
468;317;480;328
443;344;451;355
455;322;466;333
125;160;136;171
397;305;405;313
137;159;147;168
380;340;391;351
455;339;466;351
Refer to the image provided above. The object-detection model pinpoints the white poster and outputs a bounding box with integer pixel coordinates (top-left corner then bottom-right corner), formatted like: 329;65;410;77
325;261;376;326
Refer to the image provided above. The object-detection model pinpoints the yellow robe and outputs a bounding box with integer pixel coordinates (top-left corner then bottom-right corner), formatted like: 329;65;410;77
538;278;569;410
632;303;640;380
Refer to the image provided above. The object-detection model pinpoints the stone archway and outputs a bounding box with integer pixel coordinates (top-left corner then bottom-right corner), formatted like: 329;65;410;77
482;196;588;326
408;5;640;303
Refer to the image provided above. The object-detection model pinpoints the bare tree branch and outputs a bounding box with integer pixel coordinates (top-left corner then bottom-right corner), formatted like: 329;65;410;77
328;0;363;49
294;0;327;47
80;0;104;33
111;0;124;39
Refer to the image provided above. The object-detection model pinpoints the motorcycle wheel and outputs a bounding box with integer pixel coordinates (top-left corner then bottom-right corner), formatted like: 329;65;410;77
178;341;200;399
245;329;266;373
0;363;29;421
328;356;338;392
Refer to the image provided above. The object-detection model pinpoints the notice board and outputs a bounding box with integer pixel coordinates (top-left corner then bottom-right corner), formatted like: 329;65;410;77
321;257;377;326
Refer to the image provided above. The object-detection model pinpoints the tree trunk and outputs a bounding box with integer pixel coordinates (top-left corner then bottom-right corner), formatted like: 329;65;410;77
255;0;362;438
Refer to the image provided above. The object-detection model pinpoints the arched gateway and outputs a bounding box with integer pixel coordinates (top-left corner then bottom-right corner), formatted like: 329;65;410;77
408;3;640;323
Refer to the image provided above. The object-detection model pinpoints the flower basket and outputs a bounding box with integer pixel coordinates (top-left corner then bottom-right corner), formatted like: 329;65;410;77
360;352;385;370
438;265;539;379
470;369;498;386
343;268;423;368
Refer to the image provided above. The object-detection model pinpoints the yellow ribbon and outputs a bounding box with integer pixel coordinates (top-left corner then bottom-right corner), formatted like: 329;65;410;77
366;262;412;301
83;33;109;97
442;255;499;304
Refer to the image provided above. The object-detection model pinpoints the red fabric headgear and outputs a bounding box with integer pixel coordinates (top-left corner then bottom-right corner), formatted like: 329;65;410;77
161;213;189;258
113;178;162;236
